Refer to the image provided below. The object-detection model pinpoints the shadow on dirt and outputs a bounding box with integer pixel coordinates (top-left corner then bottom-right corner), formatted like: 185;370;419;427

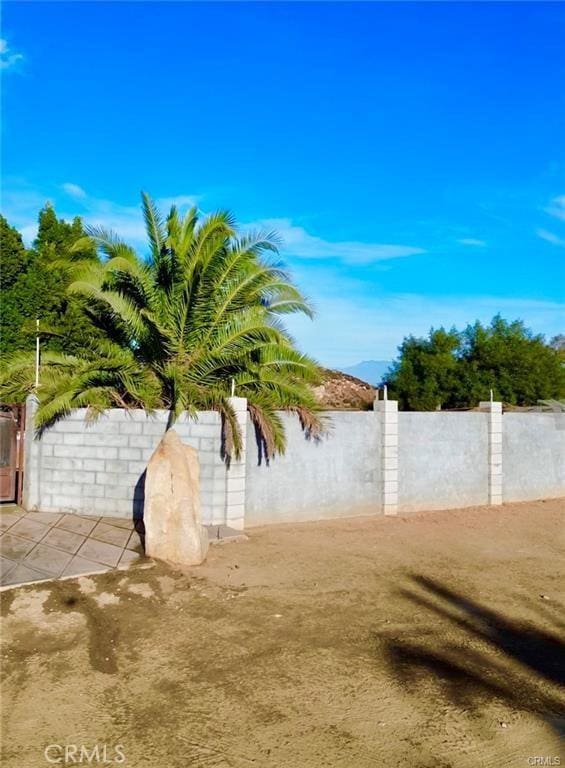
376;574;565;736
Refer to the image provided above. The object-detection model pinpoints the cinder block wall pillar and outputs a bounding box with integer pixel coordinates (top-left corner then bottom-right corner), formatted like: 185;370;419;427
480;400;503;505
22;395;41;511
225;397;248;530
375;397;398;515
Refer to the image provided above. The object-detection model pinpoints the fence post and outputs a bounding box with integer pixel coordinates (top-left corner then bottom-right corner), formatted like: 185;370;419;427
225;397;248;530
375;397;398;515
22;395;41;511
479;400;503;505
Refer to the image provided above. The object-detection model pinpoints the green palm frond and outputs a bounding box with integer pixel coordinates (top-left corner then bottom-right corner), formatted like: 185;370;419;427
84;226;138;262
141;192;166;260
2;195;323;461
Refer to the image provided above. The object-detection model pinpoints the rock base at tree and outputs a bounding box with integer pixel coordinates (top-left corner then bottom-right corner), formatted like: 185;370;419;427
144;429;209;566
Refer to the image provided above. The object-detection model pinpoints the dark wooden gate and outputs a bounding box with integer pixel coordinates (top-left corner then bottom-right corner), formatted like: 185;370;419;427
0;405;25;504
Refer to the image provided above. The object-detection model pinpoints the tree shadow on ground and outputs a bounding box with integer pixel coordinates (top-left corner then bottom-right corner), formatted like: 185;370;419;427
376;574;565;736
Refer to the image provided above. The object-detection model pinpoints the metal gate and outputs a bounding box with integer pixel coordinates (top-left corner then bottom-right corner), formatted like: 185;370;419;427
0;405;25;504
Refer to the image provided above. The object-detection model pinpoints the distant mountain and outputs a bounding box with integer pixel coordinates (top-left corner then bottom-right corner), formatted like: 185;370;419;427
338;360;392;386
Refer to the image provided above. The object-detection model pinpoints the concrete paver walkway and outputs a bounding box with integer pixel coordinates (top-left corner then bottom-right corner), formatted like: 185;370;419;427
0;505;145;587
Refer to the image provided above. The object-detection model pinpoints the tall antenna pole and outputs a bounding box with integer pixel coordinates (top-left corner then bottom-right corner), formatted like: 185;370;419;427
35;319;40;389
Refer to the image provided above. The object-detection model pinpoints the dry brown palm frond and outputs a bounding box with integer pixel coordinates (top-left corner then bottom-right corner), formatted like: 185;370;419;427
247;402;278;463
287;405;328;441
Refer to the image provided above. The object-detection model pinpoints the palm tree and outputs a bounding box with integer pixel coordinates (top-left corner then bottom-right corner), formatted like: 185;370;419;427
1;194;323;460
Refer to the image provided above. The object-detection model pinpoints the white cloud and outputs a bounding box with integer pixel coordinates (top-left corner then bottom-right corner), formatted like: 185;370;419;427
158;195;200;211
0;38;23;70
545;194;565;222
62;182;87;199
536;195;565;246
536;228;565;247
1;181;200;247
286;292;565;367
2;179;562;369
457;238;486;247
0;179;48;243
248;218;424;265
82;193;201;246
3;181;424;266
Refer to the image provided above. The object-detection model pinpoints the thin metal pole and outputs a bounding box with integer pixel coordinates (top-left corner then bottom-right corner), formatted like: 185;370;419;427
35;319;40;389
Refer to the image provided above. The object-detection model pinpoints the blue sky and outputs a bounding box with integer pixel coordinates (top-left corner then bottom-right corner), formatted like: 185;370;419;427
2;1;564;366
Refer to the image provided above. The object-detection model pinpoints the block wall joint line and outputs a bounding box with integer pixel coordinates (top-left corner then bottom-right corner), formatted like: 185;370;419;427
225;397;248;530
375;398;398;516
22;395;41;511
480;401;503;506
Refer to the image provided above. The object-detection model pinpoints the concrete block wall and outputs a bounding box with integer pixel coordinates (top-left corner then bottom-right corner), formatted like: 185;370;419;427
23;398;564;527
244;411;382;525
245;403;563;524
397;412;489;512
224;397;248;531
376;399;398;515
503;413;565;501
23;400;227;523
480;400;503;505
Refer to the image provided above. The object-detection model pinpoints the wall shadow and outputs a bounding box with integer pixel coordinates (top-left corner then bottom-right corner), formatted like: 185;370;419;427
375;574;565;736
132;470;146;551
251;412;326;467
251;418;269;467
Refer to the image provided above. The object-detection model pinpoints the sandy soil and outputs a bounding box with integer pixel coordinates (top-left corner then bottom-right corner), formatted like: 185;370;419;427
1;499;564;768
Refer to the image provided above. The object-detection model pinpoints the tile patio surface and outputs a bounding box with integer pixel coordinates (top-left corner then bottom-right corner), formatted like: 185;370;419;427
0;505;145;588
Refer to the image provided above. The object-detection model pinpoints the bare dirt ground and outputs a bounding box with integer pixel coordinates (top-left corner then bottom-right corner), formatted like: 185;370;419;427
1;499;564;768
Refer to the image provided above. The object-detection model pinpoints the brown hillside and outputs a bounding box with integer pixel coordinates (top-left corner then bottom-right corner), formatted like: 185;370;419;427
313;369;376;410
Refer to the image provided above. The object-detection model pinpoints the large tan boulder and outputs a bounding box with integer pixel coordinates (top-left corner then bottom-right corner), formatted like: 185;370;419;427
144;429;209;566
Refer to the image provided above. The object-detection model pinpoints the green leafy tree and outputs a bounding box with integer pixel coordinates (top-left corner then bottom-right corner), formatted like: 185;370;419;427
385;328;465;410
0;205;100;361
550;334;565;363
0;216;31;355
1;194;322;459
460;317;565;405
0;215;29;291
387;316;565;410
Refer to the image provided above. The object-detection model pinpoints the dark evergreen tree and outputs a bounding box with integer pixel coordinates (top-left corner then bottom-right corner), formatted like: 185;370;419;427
0;216;32;356
0;205;100;361
0;215;29;291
